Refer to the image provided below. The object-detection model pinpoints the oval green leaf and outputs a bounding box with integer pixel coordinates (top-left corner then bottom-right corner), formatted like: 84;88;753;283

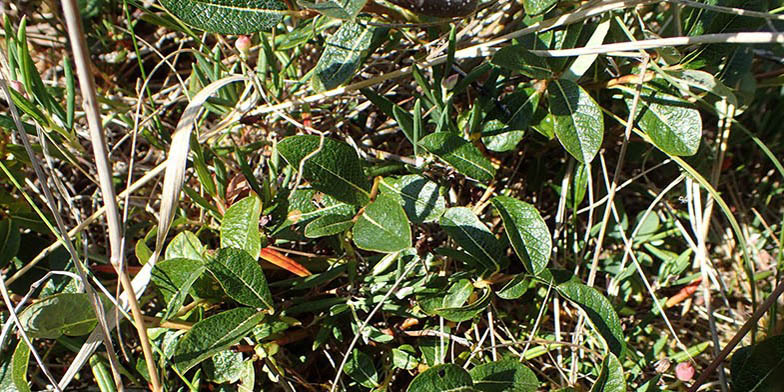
630;90;702;157
278;135;371;206
304;214;354;238
407;364;474;392
207;248;274;311
151;258;207;320
160;0;287;34
220;196;262;259
18;293;107;339
166;230;206;262
353;194;411;253
439;207;504;273
556;279;626;358
548;79;604;164
469;360;538;392
11;341;30;392
419;132;495;182
173;307;265;373
491;196;551;275
591;353;626;392
731;334;784;392
379;175;446;224
344;349;379;388
312;20;380;91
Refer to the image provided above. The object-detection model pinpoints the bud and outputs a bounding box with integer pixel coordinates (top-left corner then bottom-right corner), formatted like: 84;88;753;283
442;74;459;91
9;80;27;99
675;362;695;382
235;35;252;58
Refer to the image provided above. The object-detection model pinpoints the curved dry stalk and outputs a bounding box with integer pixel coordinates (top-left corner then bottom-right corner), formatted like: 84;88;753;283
59;0;161;389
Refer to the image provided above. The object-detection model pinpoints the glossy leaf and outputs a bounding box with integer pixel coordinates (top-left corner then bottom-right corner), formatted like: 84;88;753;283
312;20;379;91
419;132;495;182
298;0;367;19
731;334;784;392
304;214;354;238
220;196;262;259
548;79;604;163
481;120;525;153
11;341;30;392
18;293;106;339
353;194;411;253
151;258;207;320
469;360;538;392
159;0;286;34
278;135;371;206
391;345;419;370
207;248;274;311
344;349;379;388
165;231;206;262
523;0;556;15
630;90;702;156
591;353;626;392
173;307;265;373
407;364;474;392
420;279;492;322
440;207;504;272
379;175;446;224
0;219;20;268
556;279;626;357
496;275;529;300
491;196;551;275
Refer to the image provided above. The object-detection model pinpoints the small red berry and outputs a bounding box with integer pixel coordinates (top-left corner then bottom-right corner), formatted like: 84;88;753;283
675;362;695;381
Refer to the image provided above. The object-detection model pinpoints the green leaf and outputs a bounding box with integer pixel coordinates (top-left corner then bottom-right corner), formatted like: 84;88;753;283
220;196;262;259
419;132;495;182
523;0;556;15
207;248;274;311
379;175;446;224
492;45;552;80
591;353;626;392
629;90;702;157
469;360;538;392
491;196;551;275
440;207;504;272
151;258;207;320
392;345;419;370
344;349;379;388
555;277;625;357
481;120;525;153
0;219;20;268
419;279;492;322
548;79;604;163
304;214;354;238
11;341;30;392
159;0;287;34
407;364;474;392
731;334;784;392
353;194;411;253
312;20;380;91
18;293;106;339
204;350;246;384
496;275;529;300
173;307;265;373
166;231;207;261
278;135;371;206
298;0;367;19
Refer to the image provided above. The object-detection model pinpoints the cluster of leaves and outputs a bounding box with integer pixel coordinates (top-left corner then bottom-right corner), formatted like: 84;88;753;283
2;0;784;391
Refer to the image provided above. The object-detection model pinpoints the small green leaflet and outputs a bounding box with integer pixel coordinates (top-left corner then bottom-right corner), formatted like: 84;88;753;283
160;0;287;34
151;258;207;321
304;214;354;238
18;293;107;339
220;195;262;259
379;175;446;224
277;135;371;206
555;277;626;357
469;360;539;392
491;196;551;275
11;341;30;392
407;364;473;392
207;248;274;311
312;20;380;91
418;278;492;322
344;349;379;388
173;307;265;373
591;353;626;392
419;132;495;182
353;194;411;253
439;207;505;273
298;0;367;19
548;79;604;164
165;230;206;261
629;89;702;156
